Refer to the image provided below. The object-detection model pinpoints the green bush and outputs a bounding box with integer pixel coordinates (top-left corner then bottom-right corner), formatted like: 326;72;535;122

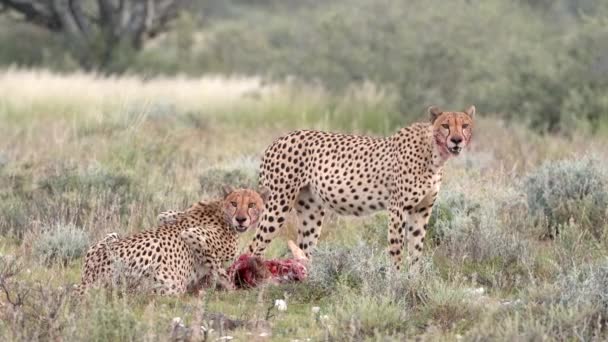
39;166;132;199
0;164;137;239
328;290;411;339
307;240;438;302
84;295;141;342
186;0;608;133
198;157;260;195
523;156;608;237
33;223;90;266
469;260;608;340
429;185;533;289
428;191;481;246
307;241;389;297
4;0;608;132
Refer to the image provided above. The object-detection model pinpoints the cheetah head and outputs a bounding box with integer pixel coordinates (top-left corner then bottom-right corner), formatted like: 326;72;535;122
222;186;270;233
428;105;475;157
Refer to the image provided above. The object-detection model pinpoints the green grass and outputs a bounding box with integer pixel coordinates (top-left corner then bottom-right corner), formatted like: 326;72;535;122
1;69;608;341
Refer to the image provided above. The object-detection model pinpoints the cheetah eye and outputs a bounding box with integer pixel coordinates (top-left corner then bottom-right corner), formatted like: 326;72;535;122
462;124;469;129
248;203;256;209
441;124;449;129
231;201;237;207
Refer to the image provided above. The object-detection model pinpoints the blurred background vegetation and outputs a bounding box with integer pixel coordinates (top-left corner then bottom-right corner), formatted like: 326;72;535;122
2;1;608;340
1;0;608;134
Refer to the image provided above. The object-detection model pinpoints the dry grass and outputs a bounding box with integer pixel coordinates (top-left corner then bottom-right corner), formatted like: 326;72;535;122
1;68;608;341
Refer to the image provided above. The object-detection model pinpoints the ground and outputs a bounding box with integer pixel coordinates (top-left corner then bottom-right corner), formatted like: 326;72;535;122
1;70;608;341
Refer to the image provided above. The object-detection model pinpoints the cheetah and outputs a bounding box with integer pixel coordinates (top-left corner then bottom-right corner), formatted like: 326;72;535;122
77;187;269;295
248;106;475;270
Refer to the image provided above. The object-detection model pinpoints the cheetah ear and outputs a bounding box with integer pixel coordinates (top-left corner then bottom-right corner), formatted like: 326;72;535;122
428;106;442;123
258;186;271;203
464;105;476;119
221;185;235;197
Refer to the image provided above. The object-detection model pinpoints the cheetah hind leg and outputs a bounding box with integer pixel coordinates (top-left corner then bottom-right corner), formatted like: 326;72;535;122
249;186;299;256
294;187;326;259
75;232;121;296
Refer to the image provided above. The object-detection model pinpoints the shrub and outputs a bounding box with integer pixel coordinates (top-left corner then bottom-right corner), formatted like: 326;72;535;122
359;213;389;247
307;241;389;296
557;260;608;315
198;156;260;195
0;164;137;239
523;156;608;238
39;165;132;199
328;290;411;339
83;295;141;342
33;223;90;266
430;187;527;264
431;185;533;289
428;190;481;246
307;240;439;303
469;260;608;341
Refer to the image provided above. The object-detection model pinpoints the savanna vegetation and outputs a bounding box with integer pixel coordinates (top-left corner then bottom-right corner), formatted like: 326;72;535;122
1;0;608;341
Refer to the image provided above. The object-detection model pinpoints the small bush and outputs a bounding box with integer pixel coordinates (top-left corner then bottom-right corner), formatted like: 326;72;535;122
431;186;533;289
39;165;133;199
523;156;608;238
470;260;608;341
328;290;411;339
557;260;608;315
33;223;90;266
428;190;481;246
307;241;389;296
83;295;141;342
307;240;439;304
430;188;528;265
359;213;389;247
198;156;259;195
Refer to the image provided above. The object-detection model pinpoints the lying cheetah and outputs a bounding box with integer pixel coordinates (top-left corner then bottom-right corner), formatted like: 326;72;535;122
77;187;269;295
248;106;475;269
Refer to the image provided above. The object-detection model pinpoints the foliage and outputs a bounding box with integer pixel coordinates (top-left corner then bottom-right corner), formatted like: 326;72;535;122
0;39;608;338
199;157;260;195
523;156;608;237
0;0;190;72
32;223;90;266
2;0;608;132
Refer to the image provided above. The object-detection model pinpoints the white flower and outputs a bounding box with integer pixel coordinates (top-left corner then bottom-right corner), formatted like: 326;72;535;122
311;306;320;314
274;299;287;311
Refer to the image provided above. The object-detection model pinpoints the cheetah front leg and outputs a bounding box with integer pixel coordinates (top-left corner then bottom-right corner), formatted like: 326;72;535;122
180;228;233;290
405;191;438;267
387;206;407;270
204;257;233;290
248;186;299;256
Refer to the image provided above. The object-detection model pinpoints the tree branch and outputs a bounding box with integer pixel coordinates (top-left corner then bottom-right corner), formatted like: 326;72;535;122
0;0;61;30
0;0;191;71
68;0;93;38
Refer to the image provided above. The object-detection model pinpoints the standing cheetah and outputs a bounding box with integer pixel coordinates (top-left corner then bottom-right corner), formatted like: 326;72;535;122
248;106;475;269
77;187;269;295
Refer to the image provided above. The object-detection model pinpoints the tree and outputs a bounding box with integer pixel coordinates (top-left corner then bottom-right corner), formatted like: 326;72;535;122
0;0;190;71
